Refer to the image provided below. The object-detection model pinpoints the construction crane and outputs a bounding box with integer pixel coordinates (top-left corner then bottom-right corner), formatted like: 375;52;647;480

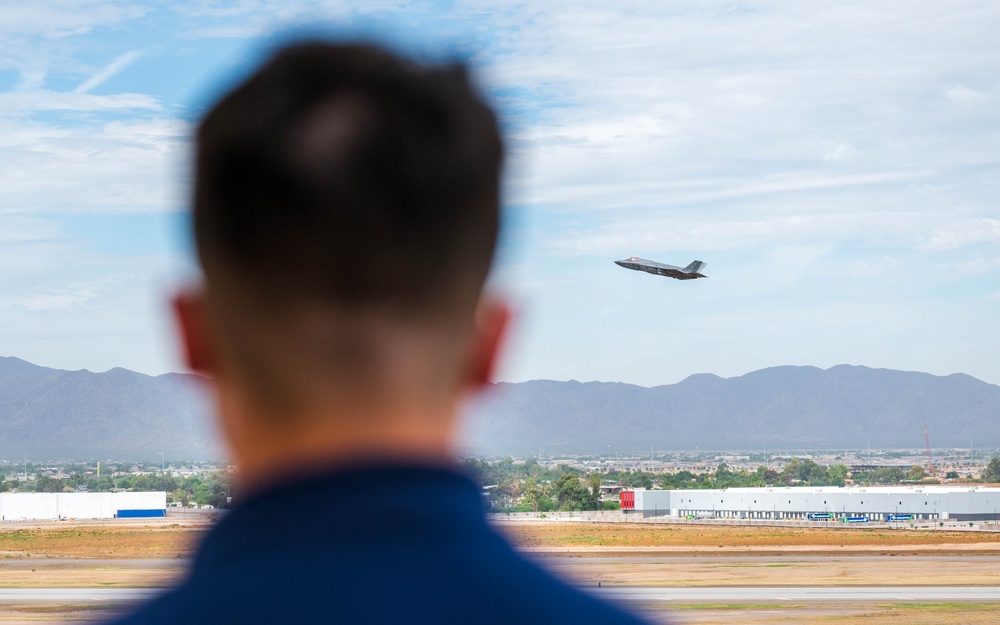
923;420;935;476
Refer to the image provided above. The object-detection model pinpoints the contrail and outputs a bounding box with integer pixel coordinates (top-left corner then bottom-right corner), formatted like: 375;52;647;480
74;51;142;94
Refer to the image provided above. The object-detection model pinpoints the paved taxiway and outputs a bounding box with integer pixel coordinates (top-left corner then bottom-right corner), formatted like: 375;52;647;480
2;586;999;605
0;588;159;603
598;586;1000;602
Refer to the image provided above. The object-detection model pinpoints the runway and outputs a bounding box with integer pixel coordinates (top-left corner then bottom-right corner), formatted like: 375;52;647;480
597;586;1000;602
0;586;998;605
0;588;160;603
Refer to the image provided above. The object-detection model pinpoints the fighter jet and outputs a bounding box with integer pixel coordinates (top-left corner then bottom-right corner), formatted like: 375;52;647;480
615;257;708;280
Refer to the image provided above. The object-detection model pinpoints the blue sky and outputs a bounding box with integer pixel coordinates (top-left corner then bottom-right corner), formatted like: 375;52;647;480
1;1;999;387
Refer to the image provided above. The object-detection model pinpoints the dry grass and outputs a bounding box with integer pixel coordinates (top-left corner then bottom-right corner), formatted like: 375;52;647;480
0;604;126;623
642;603;1000;625
499;522;1000;555
543;556;1000;587
0;523;205;559
0;565;182;589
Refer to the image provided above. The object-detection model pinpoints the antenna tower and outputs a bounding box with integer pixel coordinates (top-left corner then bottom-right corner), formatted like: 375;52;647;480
923;420;934;476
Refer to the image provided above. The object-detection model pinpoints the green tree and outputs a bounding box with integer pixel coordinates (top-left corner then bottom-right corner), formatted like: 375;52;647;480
522;478;552;512
871;467;905;484
983;457;1000;483
780;458;801;485
34;476;64;493
554;473;597;510
805;462;829;485
587;473;602;499
828;464;849;486
908;465;926;481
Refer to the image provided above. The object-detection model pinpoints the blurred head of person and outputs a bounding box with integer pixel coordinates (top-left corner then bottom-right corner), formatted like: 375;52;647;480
174;41;507;487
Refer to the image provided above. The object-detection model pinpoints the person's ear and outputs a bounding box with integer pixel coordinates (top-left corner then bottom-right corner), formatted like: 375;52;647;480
172;287;215;376
466;297;511;390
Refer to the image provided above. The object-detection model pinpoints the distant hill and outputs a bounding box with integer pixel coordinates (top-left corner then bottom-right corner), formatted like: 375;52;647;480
3;357;998;459
0;357;221;460
461;365;1000;455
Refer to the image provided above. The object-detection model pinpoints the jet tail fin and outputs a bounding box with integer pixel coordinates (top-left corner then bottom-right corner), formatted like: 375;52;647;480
683;260;707;274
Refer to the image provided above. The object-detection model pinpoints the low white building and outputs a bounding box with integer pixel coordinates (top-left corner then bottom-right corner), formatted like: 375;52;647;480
622;486;1000;522
0;492;166;521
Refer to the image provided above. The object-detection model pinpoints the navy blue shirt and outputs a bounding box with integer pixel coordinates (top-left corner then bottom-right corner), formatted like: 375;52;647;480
108;465;650;624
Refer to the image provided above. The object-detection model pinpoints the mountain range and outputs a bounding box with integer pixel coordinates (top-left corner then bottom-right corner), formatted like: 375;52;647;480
462;365;1000;455
2;356;998;459
0;356;221;460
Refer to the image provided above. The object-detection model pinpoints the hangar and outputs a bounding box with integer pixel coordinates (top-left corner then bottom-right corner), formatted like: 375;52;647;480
0;492;166;521
621;486;1000;522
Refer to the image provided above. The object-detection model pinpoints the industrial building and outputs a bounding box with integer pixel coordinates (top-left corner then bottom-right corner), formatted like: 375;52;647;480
0;492;166;521
621;486;1000;522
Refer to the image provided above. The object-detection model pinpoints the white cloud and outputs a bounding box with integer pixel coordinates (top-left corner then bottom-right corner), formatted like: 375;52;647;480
823;143;851;161
0;215;65;243
924;218;1000;251
0;288;98;312
946;87;987;102
0;118;189;215
548;207;950;256
14;64;48;91
74;50;142;94
0;2;148;38
954;256;1000;275
848;256;900;278
0;90;159;115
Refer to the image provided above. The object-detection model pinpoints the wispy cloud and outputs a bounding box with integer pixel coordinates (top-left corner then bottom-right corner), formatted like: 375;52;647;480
0;287;100;312
955;256;1000;275
924;218;1000;251
0;118;188;215
74;50;142;94
946;87;988;102
0;2;148;38
0;90;158;114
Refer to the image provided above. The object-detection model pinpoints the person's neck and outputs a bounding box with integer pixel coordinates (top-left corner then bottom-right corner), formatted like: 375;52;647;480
225;399;460;497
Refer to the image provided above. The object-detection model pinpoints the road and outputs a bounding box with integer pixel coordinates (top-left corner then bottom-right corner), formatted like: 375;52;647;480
1;586;999;605
596;586;1000;602
0;588;160;603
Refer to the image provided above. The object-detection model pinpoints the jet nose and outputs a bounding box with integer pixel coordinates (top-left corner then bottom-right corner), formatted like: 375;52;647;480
614;260;625;267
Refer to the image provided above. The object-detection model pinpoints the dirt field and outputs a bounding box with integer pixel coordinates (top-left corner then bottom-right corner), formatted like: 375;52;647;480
0;604;124;624
0;521;205;560
498;521;1000;555
639;603;1000;625
0;520;201;592
539;555;1000;588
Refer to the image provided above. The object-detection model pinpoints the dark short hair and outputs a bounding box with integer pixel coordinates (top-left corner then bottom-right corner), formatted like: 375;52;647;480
194;41;503;319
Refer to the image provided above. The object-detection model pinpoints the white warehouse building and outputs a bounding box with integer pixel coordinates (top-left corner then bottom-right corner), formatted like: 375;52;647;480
0;492;167;521
621;486;1000;522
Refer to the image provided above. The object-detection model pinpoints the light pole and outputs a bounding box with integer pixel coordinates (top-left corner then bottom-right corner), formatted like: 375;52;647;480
157;451;164;473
